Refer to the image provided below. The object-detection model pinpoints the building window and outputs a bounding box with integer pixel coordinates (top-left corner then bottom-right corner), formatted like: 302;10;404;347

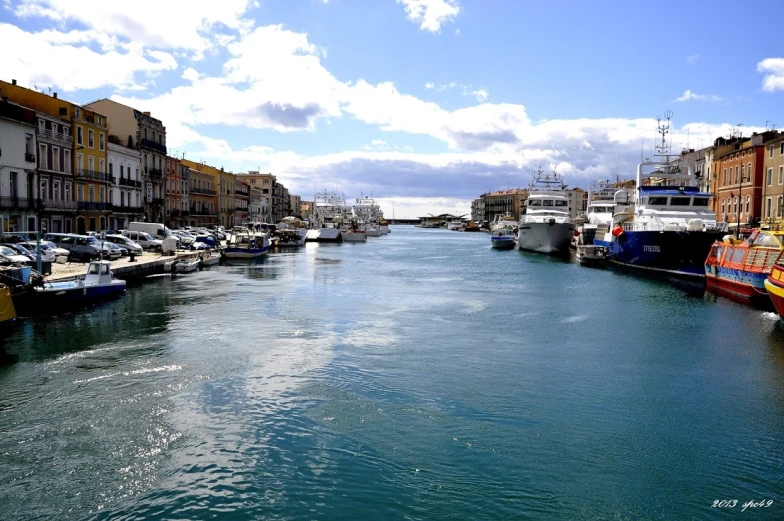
781;141;784;155
99;158;105;174
770;145;774;158
88;156;94;173
748;163;752;180
780;166;784;185
77;153;83;173
740;163;745;181
723;168;727;185
767;197;772;218
39;144;47;169
77;126;83;145
779;196;783;218
746;195;750;215
52;146;59;171
64;149;71;173
768;168;773;186
88;129;94;148
99;133;105;151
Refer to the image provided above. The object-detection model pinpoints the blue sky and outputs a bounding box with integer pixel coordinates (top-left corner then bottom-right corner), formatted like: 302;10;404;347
2;0;784;217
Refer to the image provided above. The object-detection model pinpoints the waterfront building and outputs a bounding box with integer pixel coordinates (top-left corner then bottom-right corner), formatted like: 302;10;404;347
711;131;778;231
761;133;784;223
300;200;312;220
187;168;218;227
235;179;250;225
249;186;267;224
0;99;39;233
182;160;236;228
290;194;301;217
235;171;282;222
679;148;709;195
35;110;75;233
181;166;190;229
470;196;485;223
71;104;111;233
107;136;143;231
482;189;529;223
85;99;167;223
165;156;182;228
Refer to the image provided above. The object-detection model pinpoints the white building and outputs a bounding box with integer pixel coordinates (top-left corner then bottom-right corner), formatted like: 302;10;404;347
107;139;142;231
0;100;39;233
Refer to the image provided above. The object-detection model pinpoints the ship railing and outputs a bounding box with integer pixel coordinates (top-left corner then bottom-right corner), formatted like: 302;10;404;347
741;248;779;272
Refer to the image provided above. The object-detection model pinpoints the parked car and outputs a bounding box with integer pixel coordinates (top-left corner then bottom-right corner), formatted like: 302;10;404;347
44;233;102;262
121;230;162;251
127;222;178;244
14;242;57;263
0;245;32;264
2;243;36;261
104;242;125;258
105;235;143;255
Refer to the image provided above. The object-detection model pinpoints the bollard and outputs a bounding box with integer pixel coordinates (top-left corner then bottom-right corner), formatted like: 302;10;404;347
129;251;136;262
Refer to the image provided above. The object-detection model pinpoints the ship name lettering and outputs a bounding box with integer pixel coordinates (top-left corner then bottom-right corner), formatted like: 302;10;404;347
643;245;661;253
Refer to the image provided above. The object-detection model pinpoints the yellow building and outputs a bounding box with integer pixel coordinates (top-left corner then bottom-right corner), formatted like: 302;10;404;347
72;105;110;232
181;160;236;228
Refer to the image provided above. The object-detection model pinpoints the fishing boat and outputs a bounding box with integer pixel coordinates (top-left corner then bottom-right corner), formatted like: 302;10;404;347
578;180;634;246
199;251;222;266
379;217;390;235
517;171;576;255
224;227;271;258
342;220;367;242
306;190;344;242
576;244;608;268
34;260;126;306
490;214;517;249
705;228;783;306
595;112;728;278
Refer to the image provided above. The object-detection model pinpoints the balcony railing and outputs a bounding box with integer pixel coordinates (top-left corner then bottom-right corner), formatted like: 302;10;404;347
140;138;167;154
39;128;71;143
119;177;142;188
25;152;36;163
147;168;163;179
41;199;77;211
114;205;144;214
76;169;114;183
0;196;42;210
191;187;216;196
38;165;73;175
77;202;112;212
235;207;248;212
235;190;249;196
190;208;217;216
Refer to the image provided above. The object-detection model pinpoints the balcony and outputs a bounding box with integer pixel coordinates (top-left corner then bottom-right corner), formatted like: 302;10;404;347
0;197;42;210
77;202;112;212
76;169;114;183
119;177;142;188
191;187;216;196
25;152;36;163
38;165;73;176
147;168;163;180
39;128;71;144
235;190;249;197
41;199;77;211
140;138;167;155
235;207;248;212
114;205;144;214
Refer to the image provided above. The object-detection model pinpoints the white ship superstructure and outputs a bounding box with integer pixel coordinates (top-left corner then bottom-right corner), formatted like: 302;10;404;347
517;170;576;255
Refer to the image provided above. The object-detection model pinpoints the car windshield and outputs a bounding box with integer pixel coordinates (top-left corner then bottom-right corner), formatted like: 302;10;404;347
87;238;100;245
0;246;17;256
142;233;154;241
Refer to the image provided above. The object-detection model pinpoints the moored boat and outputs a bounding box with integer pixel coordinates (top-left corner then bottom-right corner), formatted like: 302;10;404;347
225;227;271;258
164;257;201;274
576;245;608;268
517;171;576;256
307;190;345;242
490;214;517;249
0;283;17;328
765;253;784;318
342;220;367;242
34;260;126;307
705;229;782;306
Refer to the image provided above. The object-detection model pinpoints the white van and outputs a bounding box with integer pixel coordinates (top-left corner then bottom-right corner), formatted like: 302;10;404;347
122;230;162;251
128;222;178;244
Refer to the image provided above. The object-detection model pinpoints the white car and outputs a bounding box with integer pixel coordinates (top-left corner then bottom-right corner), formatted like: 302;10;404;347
122;230;162;251
0;245;32;264
18;242;57;262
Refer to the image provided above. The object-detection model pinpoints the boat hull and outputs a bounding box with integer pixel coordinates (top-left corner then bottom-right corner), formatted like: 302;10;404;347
306;228;343;242
381;226;390;234
706;271;770;306
366;227;382;237
597;230;726;279
517;222;574;255
342;232;367;242
0;284;17;328
490;236;516;249
223;244;271;258
34;281;126;307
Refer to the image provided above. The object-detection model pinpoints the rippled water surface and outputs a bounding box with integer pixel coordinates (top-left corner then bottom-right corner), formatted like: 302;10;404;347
2;226;784;520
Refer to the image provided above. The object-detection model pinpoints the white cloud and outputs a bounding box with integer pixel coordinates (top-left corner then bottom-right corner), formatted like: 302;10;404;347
686;54;700;64
424;82;489;101
12;0;253;53
757;57;784;92
396;0;460;33
0;23;177;91
675;89;722;102
471;89;488;102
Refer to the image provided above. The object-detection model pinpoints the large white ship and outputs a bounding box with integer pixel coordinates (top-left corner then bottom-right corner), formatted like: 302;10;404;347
517;170;576;255
306;190;344;242
353;194;385;237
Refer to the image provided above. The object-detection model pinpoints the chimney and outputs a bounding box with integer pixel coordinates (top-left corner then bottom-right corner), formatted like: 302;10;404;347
53;92;57;99
143;111;151;116
11;79;17;85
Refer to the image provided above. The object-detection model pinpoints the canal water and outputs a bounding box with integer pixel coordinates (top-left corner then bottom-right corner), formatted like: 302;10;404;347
1;226;783;520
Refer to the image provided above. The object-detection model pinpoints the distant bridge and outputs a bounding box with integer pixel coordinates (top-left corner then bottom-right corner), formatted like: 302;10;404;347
388;219;420;225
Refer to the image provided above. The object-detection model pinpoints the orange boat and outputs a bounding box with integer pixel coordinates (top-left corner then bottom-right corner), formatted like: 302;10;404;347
704;229;783;306
765;249;784;318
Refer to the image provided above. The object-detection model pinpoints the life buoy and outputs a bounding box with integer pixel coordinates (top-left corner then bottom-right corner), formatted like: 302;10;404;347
612;226;624;237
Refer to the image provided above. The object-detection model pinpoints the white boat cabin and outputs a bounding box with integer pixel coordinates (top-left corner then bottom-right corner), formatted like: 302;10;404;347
524;194;572;223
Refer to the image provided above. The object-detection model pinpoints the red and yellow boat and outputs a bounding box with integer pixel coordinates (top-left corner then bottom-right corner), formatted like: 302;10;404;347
704;228;784;306
765;250;784;318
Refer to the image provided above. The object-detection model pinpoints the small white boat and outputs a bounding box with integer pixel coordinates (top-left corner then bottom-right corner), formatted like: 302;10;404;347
199;252;221;266
576;244;608;268
490;214;517;249
34;260;126;307
365;221;382;237
164;258;201;273
225;227;271;258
